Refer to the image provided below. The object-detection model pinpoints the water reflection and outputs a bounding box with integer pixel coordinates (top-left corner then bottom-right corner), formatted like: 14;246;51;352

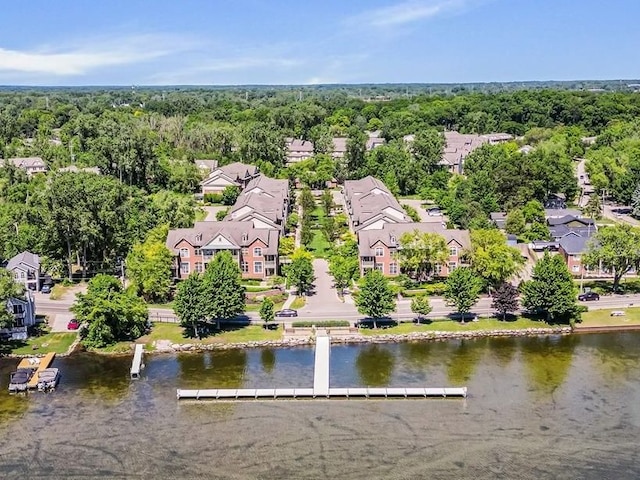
446;338;485;385
177;349;247;389
585;333;640;384
355;344;395;387
520;335;577;395
260;349;276;374
62;353;130;402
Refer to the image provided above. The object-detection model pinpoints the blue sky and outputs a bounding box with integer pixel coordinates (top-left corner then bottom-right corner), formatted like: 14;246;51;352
1;0;639;85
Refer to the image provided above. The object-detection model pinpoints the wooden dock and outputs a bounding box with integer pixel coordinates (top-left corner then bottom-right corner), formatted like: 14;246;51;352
22;352;56;390
130;344;145;379
177;335;467;401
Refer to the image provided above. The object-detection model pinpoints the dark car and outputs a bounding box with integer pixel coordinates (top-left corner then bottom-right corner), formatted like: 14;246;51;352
578;292;600;301
275;309;298;318
41;284;52;294
67;319;80;330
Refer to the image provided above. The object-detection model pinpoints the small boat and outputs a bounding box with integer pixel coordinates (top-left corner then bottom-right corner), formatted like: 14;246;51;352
8;369;33;393
36;368;60;391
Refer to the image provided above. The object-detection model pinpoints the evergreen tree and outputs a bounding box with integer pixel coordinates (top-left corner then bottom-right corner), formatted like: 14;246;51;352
491;282;519;320
521;253;578;323
356;270;396;328
201;251;246;329
444;267;482;323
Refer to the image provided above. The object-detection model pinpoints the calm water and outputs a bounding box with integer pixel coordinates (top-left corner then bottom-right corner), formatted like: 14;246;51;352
1;333;640;479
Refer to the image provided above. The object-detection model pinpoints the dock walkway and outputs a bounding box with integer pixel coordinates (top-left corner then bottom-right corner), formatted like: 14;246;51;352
177;336;467;401
21;352;56;389
130;344;145;379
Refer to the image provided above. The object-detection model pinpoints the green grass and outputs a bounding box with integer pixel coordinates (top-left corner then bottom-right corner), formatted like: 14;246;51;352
309;230;332;258
49;284;69;300
194;207;207;222
6;333;77;355
146;301;175;309
138;322;282;346
290;296;306;309
359;317;550;336
245;301;285;312
89;342;134;354
580;307;640;327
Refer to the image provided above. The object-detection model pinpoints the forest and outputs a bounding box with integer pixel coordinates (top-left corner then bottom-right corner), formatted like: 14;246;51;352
1;86;640;276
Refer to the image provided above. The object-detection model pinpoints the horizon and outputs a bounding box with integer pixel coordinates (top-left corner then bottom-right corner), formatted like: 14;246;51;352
1;0;639;86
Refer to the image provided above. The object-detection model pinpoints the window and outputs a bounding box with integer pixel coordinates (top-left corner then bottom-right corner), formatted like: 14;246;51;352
375;247;384;257
241;261;249;273
14;272;19;280
572;265;580;273
20;271;25;279
389;262;398;275
179;248;190;258
448;262;457;272
434;264;443;275
12;304;24;314
242;233;249;242
254;247;263;257
180;263;190;275
375;264;384;273
449;246;458;256
194;249;202;256
254;261;263;274
241;247;249;256
195;262;204;273
390;236;396;244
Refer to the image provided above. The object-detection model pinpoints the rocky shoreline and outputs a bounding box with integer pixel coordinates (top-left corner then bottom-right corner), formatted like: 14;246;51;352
154;326;574;353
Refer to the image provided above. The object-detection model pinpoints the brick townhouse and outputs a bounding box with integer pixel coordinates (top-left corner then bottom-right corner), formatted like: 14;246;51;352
357;223;470;277
166;221;280;280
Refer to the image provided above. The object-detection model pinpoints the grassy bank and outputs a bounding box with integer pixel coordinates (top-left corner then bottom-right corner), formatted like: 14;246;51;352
2;333;78;355
138;323;282;348
360;317;550;336
580;307;640;327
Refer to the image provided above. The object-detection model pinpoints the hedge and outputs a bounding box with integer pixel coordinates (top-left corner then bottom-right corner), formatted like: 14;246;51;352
292;320;350;328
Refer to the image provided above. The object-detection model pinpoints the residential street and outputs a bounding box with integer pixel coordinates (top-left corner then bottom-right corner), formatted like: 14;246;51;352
298;259;358;318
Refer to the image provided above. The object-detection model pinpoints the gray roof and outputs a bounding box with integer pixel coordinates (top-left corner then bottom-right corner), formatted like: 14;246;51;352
228;174;289;227
545;209;582;219
344;176;410;230
6;251;40;271
166;221;278;255
559;235;591;255
195;159;218;171
358;223;470;257
1;157;47;169
58;165;101;174
286;138;314;153
216;162;259;181
547;215;594;227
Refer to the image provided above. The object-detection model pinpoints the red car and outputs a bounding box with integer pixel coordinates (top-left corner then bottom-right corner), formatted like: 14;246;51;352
67;319;80;330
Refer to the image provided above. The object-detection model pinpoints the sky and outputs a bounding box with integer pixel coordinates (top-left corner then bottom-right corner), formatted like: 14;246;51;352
1;0;639;86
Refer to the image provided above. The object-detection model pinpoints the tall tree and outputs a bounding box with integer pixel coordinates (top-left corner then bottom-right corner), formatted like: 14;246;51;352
469;229;525;288
125;225;174;303
320;189;334;217
411;129;445;176
0;270;25;328
328;254;359;293
505;209;526;235
356;270;396;328
201;251;246;329
521;253;577;323
396;230;449;281
444;267;482;323
286;248;315;295
583;224;640;292
345;127;367;177
259;297;275;328
491;282;519;320
221;185;240;206
71;274;149;348
174;273;206;338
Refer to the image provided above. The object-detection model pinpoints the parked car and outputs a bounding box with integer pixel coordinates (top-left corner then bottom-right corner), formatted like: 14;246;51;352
275;309;298;318
41;284;52;294
578;292;600;301
67;319;80;330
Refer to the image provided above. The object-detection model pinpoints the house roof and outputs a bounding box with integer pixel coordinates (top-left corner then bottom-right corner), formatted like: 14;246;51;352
358;223;470;256
344;176;411;229
545;209;583;219
166;221;278;255
6;251;40;271
58;165;101;174
547;215;594;227
194;159;218;171
559;235;591;255
1;157;47;169
286;138;315;153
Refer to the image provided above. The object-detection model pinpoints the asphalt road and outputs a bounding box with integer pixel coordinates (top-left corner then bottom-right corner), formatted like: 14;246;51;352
36;293;640;326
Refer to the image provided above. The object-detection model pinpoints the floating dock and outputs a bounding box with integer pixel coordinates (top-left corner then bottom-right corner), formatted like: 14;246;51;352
130;344;145;379
177;335;467;401
20;352;56;390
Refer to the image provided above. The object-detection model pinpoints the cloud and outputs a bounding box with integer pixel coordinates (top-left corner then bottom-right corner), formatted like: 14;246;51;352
0;34;193;76
348;0;467;28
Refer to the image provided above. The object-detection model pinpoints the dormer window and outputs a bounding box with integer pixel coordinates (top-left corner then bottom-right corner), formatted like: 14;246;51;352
242;233;248;242
390;236;396;244
195;233;202;243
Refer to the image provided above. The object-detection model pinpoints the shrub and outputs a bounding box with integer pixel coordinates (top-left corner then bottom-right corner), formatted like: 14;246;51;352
292;320;350;328
204;193;223;204
216;209;229;221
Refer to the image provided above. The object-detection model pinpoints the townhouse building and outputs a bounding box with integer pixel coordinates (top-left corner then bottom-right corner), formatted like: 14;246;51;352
285;138;314;164
344;176;470;277
200;162;260;195
226;175;290;231
166;221;280;280
0;157;48;176
357;223;470;277
6;251;41;292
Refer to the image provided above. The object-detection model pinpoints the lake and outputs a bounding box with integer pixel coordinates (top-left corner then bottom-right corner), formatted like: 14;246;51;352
1;332;640;479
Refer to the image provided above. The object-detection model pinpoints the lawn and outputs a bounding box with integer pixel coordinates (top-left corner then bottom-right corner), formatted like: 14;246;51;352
290;296;306;309
138;322;282;347
245;300;285;312
4;333;78;355
579;308;640;327
360;317;550;336
307;206;333;258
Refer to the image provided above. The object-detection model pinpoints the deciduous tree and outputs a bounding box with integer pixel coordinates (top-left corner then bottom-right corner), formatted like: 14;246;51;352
174;273;206;338
397;230;448;281
444;267;482;323
259;297;275;327
491;282;519;320
286;248;315;295
410;295;433;323
469;229;525;288
356;270;396;327
201;251;246;329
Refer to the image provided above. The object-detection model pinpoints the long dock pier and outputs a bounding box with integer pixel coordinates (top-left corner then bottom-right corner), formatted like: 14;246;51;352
176;333;467;401
130;344;145;379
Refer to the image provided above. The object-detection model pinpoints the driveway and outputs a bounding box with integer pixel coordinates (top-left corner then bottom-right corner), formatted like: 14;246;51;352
400;199;448;223
49;313;75;333
202;205;228;221
299;259;358;318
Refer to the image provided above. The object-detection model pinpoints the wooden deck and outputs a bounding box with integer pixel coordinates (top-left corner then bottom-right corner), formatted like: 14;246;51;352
24;352;56;389
177;335;467;401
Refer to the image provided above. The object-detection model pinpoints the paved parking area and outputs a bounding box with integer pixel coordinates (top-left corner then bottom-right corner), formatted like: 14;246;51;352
50;313;74;333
